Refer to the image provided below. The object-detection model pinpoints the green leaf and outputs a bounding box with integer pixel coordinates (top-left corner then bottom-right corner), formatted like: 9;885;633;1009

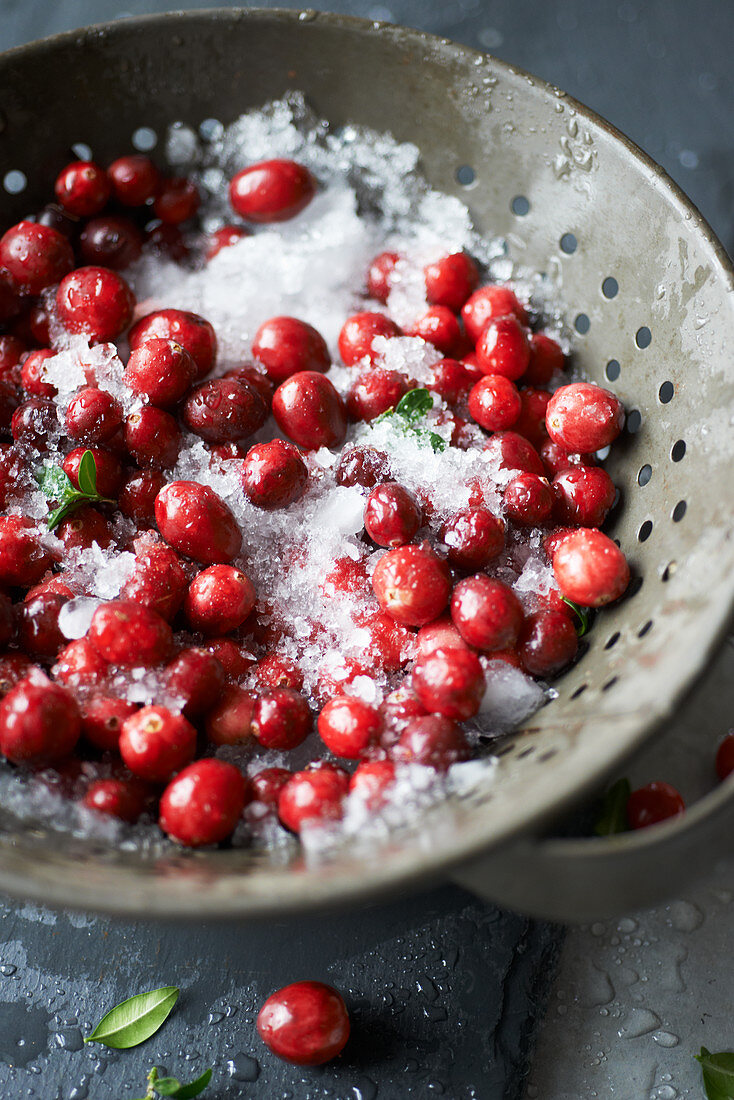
562;597;592;637
46;494;87;532
593;777;631;836
426;430;447;453
394;387;434;422
85;986;180;1049
696;1048;734;1100
76;448;98;495
35;463;74;501
158;1068;213;1098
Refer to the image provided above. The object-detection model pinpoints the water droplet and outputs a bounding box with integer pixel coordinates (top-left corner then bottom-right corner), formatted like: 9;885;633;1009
0;965;17;976
351;1077;378;1100
590;922;606;936
617;917;638;934
668;900;704;933
298;9;317;21
55;1027;84;1051
656;1086;678;1099
617;1007;661;1038
207;1010;225;1025
423;1004;447;1022
653;1030;679;1048
227;1053;260;1082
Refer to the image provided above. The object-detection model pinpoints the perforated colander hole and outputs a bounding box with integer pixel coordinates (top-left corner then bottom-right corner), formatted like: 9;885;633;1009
455;164;476;186
638;519;653;542
537;749;559;763
574;313;590;334
635;326;652;349
672;500;687;522
560;232;577;254
637;620;653;638
661;561;677;582
516;745;536;760
637;464;652;487
658;381;674;403
626;409;642;434
493;742;516;758
3;170;26;195
604;632;620;650
671;439;686;462
601;276;619;299
626;576;643;598
511;194;530;216
132;127;158;151
602;676;618;692
570;684;587;699
199;118;223;141
605;359;621;382
71;142;92;161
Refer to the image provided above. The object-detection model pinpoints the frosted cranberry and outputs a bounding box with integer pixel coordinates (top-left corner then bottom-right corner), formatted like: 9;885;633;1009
117;470;164;523
364;482;421;547
56;267;134;342
83;777;148;823
252;689;312;751
461;284;528;343
367;250;400;302
346;367;409;422
257;980;350;1065
81;696;138;752
335;445;391;488
0;676;80;765
20;349;56;397
160;758;246;846
26;303;52;346
183;377;266;444
406;306;462;355
553;529;629;607
379;686;428;733
0;516;52;585
0;593;14;648
64;446;123;498
504;473;554;526
318;696;382;759
349;760;397;807
451;575;524;652
475;315;530;380
416;617;470;660
321;557;370;599
468;374;521;431
65;387;122;443
119;705;196;782
627;782;685;830
546;383;625;452
206;225;249;259
338;312;401;366
543;526;575;559
358;607;415;672
525;332;564;385
129;309;217;380
440;507;505;571
0;654;34;696
121;541;188;622
88;600;173;666
272;371;347;451
230;159;315;222
153;177;200;224
278;765;349;833
715;734;734;781
0;221;74;295
518;610;578;677
54;160;110;216
255;655;304;692
483;431;544;475
0;334;27;384
241;439;308;510
124;338;196;408
205;685;256;747
107;154;161;206
427;358;474;404
79;215;143;269
203;638;254;680
513;387;551;448
164;648;224;719
252;316;330;383
11;398;56;450
145;221;189;262
424;252;479;312
552;466;616;527
394;715;470;771
57;506;112;551
224;364;274;407
251;766;292;806
373;544;451;628
124;407;181;469
155;480;241;564
53;639;108;687
411;648;484;720
540;440;594;479
185;565;255;635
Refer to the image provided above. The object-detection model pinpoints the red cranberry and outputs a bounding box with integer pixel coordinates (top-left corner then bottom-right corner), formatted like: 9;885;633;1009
0;654;34;696
20;349;56;397
23;302;52;346
483;431;544;475
53;638;108;687
627;782;685;829
278;765;349;832
56;506;113;551
251;766;292;806
129;310;217;380
272;371;347;451
205;685;256;747
546;383;625;452
65;387;122;443
241;439;308;510
124;338;197;407
160;759;246;846
364;482;421;547
552;466;616;527
461;284;528;343
349;760;397;807
0;445;17;508
257;981;350;1066
372;544;451;627
357;607;415;672
427;358;474;405
518;610;578;677
552;529;630;607
88;599;173;666
338;312;401;367
255;655;303;692
54;160;110;216
206;225;249;259
715;734;734;781
394;715;470;771
0;592;14;647
252;316;330;383
504;472;554;526
411;647;485;720
119;705;196;782
36;204;78;238
144;221;190;262
155;480;241;564
183;377;266;444
424;252;479;312
124;406;182;468
0;273;21;323
252;688;312;751
367;251;400;302
0;221;74;296
451;575;524;652
185;565;255;635
440;507;504;571
11;398;57;451
475;315;530;380
514;387;551;448
406;306;463;355
0;676;80;765
164;648;224;719
346;367;409;423
0;516;52;586
334;445;391;488
525;332;564;385
107;154;161;206
317;696;382;759
82;777;149;823
230;159;315;222
416;615;470;658
118;469;166;523
379;686;428;734
223;364;274;407
321;556;370;598
79;215;143;269
81;696;138;752
56;267;135;342
203;638;254;681
540;440;594;479
64;446;123;498
543;526;575;559
0;334;27;384
468;374;521;431
121;540;188;622
153;177;200;224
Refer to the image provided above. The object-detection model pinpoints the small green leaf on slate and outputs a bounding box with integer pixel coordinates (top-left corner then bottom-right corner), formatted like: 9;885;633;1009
695;1048;734;1100
76;448;98;495
562;597;592;637
593;777;631;836
394;387;434;421
160;1068;213;1098
85;986;179;1049
34;463;74;501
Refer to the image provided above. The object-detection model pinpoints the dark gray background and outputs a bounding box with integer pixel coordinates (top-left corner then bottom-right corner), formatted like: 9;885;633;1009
0;2;732;1099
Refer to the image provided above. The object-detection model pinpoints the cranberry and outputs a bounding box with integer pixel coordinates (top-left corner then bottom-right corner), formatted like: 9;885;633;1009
540;440;593;479
56;266;135;342
349;760;397;807
121;540;188;622
411;647;485;720
440;507;504;571
160;758;246;846
124;338;196;408
338;312;401;367
252;688;312;751
81;696;138;752
25;302;52;346
88;600;173;666
144;221;189;262
357;607;415;672
155;480;241;564
543;526;576;559
468;374;521;431
257;981;350;1066
0;334;27;383
107;154;161;206
394;715;470;771
79;215;143;269
124;406;182;468
0;592;14;647
224;364;274;407
254;656;302;693
525;332;564;385
57;506;113;551
483;431;545;476
317;696;382;759
82;777;149;823
451;575;524;652
54;160;110;217
334;445;391;488
129;310;217;380
0;445;17;507
552;466;616;527
461;284;528;343
475;315;530;380
20;349;56;397
367;251;400;302
546;382;625;452
627;782;685;829
406;306;463;355
379;686;428;733
504;473;554;526
0;676;80;765
36;203;78;238
0;273;20;323
203;638;254;680
416;615;470;657
164;648;224;719
427;358;474;404
518;610;578;677
0;654;34;696
552;529;630;607
513;387;551;448
272;371;347;451
372;544;451;627
64;446;123;498
229;159;315;222
715;734;734;781
118;469;166;523
119;705;196;782
53;638;108;687
183;377;266;444
424;252;479;312
185;565;255;635
346;367;409;422
278;765;349;832
206;225;249;259
241;439;308;510
252;316;330;383
11;398;57;451
65;387;122;443
153;177;200;224
251;766;292;806
0;221;74;295
0;516;52;586
321;556;370;598
205;685;256;747
364;482;421;547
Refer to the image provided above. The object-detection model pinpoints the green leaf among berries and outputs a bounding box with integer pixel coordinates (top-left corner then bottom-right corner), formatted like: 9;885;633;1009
35;449;115;532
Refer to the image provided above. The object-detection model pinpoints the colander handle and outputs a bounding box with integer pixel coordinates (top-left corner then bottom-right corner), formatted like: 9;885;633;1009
450;780;734;922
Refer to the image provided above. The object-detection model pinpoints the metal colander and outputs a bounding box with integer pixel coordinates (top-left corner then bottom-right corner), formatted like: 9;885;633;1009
0;9;733;921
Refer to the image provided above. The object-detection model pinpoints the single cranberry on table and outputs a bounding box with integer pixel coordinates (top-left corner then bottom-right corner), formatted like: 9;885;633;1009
364;482;421;548
518;610;578;677
155;480;242;564
394;714;470;771
406;306;463;355
81;695;138;752
338;311;402;367
0;516;52;586
230;158;316;222
461;284;528;343
525;332;565;386
79;215;144;270
119;705;197;783
272;371;347;451
206;225;249;259
372;543;451;628
82;777;149;824
346;367;410;423
184;564;256;635
451;575;524;652
334;445;391;488
627;782;685;829
205;685;257;747
0;676;80;765
64;446;123;498
483;430;545;476
165;648;224;719
56;506;113;552
468;373;522;432
65;387;122;444
87;600;173;666
129;309;217;380
349;760;397;808
546;382;625;452
412;647;485;721
278;764;350;833
257;981;350;1066
367;250;401;302
153;176;201;224
552;465;617;528
241;438;309;509
53;638;108;688
121;540;188;622
124;406;182;469
20;349;56;398
504;472;555;526
252;688;312;751
56;267;135;342
424;251;479;312
107;153;161;206
317;696;382;759
552;528;630;607
252;316;330;383
0;221;74;296
11;398;58;452
715;734;734;781
159;758;247;846
440;507;505;572
475;314;530;380
251;766;292;806
124;338;196;407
